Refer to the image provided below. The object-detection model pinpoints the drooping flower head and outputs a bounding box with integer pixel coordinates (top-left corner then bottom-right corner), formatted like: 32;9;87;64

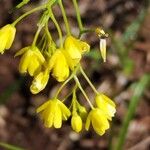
0;24;16;54
95;93;116;120
48;49;69;82
36;99;71;128
30;69;49;94
63;36;90;70
85;108;110;136
15;46;45;76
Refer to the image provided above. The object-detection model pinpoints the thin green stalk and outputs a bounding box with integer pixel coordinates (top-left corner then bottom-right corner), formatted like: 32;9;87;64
16;0;30;8
74;75;94;109
12;5;46;26
32;27;42;46
79;28;95;38
58;0;71;35
62;86;75;102
0;142;24;150
79;65;98;94
72;0;84;32
45;22;53;42
116;74;150;150
72;86;78;113
49;8;63;48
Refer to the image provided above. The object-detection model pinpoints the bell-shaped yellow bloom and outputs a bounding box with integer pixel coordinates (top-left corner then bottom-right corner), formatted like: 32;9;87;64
95;94;116;120
48;49;69;82
36;99;71;128
63;36;90;70
30;69;49;94
0;24;16;54
71;113;82;133
85;108;110;136
15;46;45;76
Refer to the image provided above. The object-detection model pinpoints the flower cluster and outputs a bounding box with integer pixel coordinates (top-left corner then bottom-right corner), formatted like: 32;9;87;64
0;0;116;136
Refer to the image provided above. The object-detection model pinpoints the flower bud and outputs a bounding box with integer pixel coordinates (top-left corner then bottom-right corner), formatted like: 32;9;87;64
71;114;82;133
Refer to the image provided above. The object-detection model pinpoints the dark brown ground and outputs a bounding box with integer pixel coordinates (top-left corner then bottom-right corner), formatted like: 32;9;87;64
0;0;150;150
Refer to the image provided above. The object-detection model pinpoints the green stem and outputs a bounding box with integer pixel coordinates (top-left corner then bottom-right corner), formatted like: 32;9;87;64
72;86;78;113
79;65;98;94
62;86;75;102
12;5;46;26
45;22;53;42
79;28;95;38
58;0;71;35
116;74;150;150
74;75;94;109
49;8;63;48
32;27;42;46
16;0;30;8
72;0;84;32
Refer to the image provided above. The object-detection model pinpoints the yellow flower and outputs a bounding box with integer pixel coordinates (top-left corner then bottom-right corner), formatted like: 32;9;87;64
95;94;116;120
15;46;45;76
36;99;71;128
0;24;16;54
85;108;109;136
48;49;69;82
63;36;90;70
71;113;82;133
30;69;49;94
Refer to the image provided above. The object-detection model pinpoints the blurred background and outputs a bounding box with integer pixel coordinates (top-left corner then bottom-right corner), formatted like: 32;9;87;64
0;0;150;150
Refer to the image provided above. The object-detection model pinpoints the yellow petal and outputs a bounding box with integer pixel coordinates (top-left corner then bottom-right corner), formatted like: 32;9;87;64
28;57;40;76
15;47;29;57
18;52;31;74
0;34;7;54
58;100;71;120
91;109;109;136
34;47;45;63
0;24;16;53
95;94;116;119
53;105;62;128
50;50;69;82
36;101;50;113
5;25;16;49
